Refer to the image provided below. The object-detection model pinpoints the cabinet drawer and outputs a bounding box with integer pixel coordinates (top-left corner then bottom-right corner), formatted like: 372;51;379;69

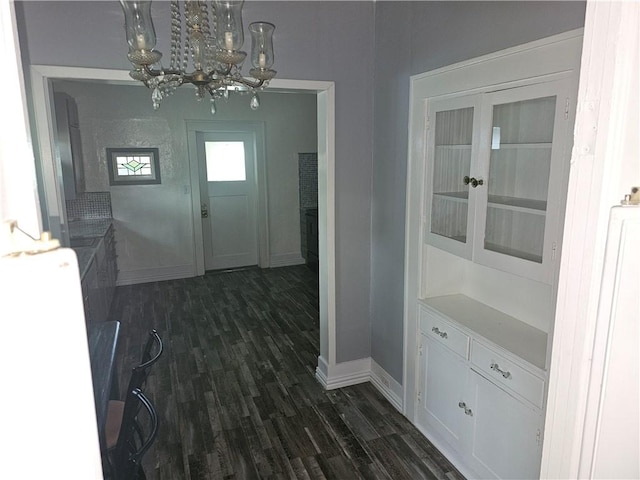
471;341;544;408
419;308;469;359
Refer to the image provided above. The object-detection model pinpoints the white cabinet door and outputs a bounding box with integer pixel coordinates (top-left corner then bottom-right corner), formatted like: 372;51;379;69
466;370;543;480
424;95;482;260
416;334;469;454
474;79;573;282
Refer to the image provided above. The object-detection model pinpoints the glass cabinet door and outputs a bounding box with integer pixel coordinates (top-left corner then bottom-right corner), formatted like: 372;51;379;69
425;96;480;259
476;79;571;280
484;95;556;262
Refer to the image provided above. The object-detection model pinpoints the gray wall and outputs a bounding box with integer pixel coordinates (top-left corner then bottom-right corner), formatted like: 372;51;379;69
18;1;375;363
18;1;587;379
371;1;586;382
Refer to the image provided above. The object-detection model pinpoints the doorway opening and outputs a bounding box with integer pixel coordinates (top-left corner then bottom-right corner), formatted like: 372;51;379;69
31;66;337;380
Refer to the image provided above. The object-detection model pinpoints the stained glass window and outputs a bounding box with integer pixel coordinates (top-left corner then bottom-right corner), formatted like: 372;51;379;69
107;148;161;185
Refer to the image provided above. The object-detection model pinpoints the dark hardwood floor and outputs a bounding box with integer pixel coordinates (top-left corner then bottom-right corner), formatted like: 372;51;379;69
108;265;464;480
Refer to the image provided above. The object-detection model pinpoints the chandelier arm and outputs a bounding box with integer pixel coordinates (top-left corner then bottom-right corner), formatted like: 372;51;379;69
205;83;224;96
142;65;167;78
217;63;232;76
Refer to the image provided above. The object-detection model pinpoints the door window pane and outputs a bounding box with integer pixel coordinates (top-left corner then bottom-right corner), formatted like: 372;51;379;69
205;141;246;181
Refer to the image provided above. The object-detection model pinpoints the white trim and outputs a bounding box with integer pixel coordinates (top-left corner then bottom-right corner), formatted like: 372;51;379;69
186;120;269;272
0;1;41;237
403;31;583;424
410;29;583;85
317;86;336;367
116;264;194;286
541;3;640;478
29;66;337;386
269;253;305;268
314;356;404;412
30;66;67;243
370;359;404;412
269;78;334;92
315;357;371;390
315;355;329;386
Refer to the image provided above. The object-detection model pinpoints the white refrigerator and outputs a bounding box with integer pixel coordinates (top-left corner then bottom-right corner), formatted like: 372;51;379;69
580;205;640;478
0;248;103;478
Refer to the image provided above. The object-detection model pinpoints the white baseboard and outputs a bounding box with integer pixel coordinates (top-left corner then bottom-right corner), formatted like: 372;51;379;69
269;252;305;268
370;359;404;412
315;356;404;413
316;356;371;390
116;264;195;286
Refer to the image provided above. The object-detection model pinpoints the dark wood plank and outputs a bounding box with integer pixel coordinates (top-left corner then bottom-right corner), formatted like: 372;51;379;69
108;265;465;480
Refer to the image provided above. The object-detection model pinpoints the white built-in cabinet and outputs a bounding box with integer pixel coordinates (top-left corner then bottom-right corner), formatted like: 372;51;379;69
405;31;583;480
425;79;573;283
416;299;546;479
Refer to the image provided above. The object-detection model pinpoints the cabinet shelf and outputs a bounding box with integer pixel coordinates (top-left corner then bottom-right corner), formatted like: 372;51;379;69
487;195;547;214
493;142;551;150
436;144;473;149
484;242;542;264
433;191;469;203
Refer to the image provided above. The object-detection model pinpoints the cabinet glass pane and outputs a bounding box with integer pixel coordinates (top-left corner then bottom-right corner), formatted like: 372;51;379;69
484;96;556;262
431;107;473;243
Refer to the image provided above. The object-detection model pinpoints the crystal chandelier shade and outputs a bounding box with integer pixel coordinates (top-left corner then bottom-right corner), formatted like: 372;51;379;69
119;0;276;114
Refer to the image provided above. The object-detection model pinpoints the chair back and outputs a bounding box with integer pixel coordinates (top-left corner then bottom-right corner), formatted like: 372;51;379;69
126;330;163;394
111;388;158;480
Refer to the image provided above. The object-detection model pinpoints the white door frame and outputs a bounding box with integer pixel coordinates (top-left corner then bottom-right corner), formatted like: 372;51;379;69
540;3;640;478
187;121;269;271
29;66;337;385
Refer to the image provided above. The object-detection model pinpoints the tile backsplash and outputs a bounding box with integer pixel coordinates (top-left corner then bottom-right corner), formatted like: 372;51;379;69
298;152;318;209
66;192;112;219
299;153;318;260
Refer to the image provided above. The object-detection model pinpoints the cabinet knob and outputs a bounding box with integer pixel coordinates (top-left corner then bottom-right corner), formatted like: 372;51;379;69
463;176;484;188
458;401;473;416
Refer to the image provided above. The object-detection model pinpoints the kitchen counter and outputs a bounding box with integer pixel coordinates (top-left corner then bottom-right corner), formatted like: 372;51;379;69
71;219;118;325
69;218;112;239
69;219;113;279
73;245;97;279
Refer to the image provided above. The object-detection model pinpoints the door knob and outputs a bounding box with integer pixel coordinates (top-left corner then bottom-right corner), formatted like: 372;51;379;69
201;203;209;218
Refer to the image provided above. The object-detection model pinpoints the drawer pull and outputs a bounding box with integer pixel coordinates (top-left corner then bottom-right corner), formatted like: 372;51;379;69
458;401;473;416
490;362;512;379
431;327;448;339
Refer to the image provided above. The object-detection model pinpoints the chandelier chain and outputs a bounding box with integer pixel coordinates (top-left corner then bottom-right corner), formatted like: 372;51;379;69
169;0;181;71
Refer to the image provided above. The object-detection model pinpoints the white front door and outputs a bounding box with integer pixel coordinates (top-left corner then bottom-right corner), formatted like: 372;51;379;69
197;131;258;270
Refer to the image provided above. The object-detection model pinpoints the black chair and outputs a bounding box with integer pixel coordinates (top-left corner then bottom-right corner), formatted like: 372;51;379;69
127;329;164;395
109;387;159;479
104;330;163;476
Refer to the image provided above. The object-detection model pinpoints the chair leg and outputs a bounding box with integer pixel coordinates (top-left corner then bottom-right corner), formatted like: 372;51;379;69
136;464;146;480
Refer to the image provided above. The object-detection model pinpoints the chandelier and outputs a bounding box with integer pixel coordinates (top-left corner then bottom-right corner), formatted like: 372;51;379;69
120;0;276;114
